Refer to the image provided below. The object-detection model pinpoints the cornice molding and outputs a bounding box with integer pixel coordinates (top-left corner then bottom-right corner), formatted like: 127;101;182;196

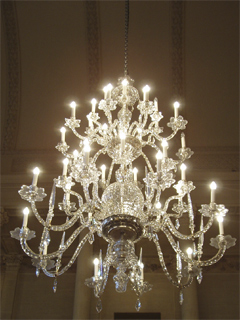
1;1;21;154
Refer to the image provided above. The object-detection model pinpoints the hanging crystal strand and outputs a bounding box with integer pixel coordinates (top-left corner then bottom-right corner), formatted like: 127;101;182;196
187;192;195;234
36;267;40;277
197;215;204;260
135;298;141;312
53;276;58;293
96;298;102;313
179;289;184;305
176;241;182;284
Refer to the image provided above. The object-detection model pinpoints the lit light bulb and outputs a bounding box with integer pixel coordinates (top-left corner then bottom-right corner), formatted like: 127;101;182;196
22;207;30;228
93;258;99;279
142;85;150;101
60;127;66;143
73;150;78;161
70;101;76;118
186;247;193;259
62;158;69;176
133;167;138;182
32;167;40;186
155;202;161;209
210;181;217;203
101;164;106;182
91;98;97;113
180;163;187;180
174;101;180;118
161;139;168;158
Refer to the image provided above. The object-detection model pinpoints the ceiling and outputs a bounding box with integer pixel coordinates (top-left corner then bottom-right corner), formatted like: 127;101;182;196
1;0;239;270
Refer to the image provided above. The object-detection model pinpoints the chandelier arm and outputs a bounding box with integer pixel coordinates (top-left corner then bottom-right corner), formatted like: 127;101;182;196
141;151;154;173
129;121;140;136
197;241;227;267
107;160;115;186
19;224;87;263
152;234;194;289
162;195;182;213
69;127;85;141
187;192;195;235
31;201;48;227
68;190;84;208
50;212;82;231
163;213;214;240
42;232;91;277
165;130;179;141
92;147;107;163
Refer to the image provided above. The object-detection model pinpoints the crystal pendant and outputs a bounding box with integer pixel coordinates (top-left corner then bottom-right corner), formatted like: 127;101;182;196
135;299;141;311
175;219;180;229
88;233;94;245
96;298;102;313
45;229;51;245
179;290;184;305
197;270;203;284
53;277;57;293
36;267;40;277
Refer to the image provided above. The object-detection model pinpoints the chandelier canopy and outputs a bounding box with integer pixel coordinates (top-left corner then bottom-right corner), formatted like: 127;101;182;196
11;1;236;313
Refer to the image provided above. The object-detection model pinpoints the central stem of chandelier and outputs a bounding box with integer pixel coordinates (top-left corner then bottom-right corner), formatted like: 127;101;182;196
11;0;236;313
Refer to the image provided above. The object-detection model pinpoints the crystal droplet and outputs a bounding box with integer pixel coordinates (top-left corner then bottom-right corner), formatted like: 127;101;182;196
179;290;184;305
96;299;102;313
175;219;180;230
88;233;94;245
135;299;141;312
53;278;57;293
36;268;40;277
197;270;203;284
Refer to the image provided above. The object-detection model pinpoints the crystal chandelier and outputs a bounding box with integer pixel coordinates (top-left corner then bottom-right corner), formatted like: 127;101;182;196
11;1;236;313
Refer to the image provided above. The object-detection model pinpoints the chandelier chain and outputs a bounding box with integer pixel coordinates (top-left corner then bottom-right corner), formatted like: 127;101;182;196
124;0;129;76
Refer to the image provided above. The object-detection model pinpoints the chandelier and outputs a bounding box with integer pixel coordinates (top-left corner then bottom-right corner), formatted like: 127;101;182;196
11;1;236;314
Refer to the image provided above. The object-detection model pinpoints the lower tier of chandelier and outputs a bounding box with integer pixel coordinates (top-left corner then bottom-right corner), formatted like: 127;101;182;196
102;215;143;242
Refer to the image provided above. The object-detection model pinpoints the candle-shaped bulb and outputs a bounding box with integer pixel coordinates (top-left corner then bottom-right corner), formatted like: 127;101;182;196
22;207;30;228
93;258;99;279
186;247;193;259
122;79;128;95
32;167;40;186
210;181;217;190
60;127;66;143
181;132;186;148
180;163;187;181
156;150;163;172
107;83;113;99
83;139;90;165
142;85;150;101
70;101;76;118
62;158;69;176
174;101;180;118
103;85;108;99
91;98;97;113
162;139;168;158
155;201;161;209
216;215;224;235
210;181;217;203
133;167;138;182
102;123;108;131
101;164;106;182
73;150;78;161
154;97;158;110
